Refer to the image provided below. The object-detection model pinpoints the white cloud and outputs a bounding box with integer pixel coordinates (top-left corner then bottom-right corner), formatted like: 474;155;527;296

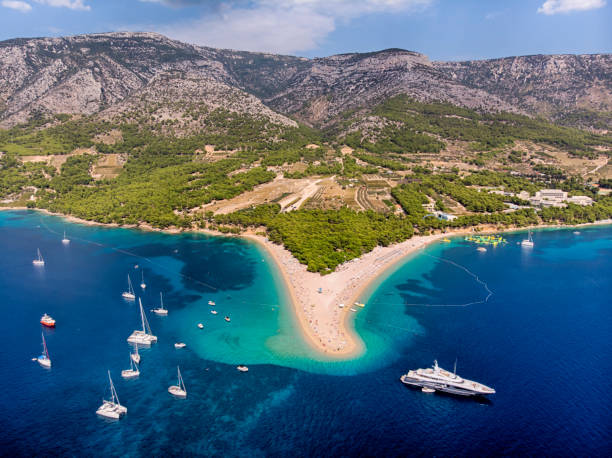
155;0;432;54
537;0;606;14
33;0;90;11
1;0;32;12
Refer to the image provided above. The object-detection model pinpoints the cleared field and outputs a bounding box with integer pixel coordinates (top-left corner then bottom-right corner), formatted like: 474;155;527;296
91;154;123;180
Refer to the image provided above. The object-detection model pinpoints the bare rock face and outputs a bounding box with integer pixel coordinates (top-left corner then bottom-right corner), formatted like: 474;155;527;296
0;32;609;130
435;54;612;116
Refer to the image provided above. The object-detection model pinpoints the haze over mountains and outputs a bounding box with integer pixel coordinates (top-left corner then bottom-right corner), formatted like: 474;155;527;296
0;32;610;130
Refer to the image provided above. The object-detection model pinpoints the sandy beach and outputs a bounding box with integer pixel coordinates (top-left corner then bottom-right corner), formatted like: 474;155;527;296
3;205;610;358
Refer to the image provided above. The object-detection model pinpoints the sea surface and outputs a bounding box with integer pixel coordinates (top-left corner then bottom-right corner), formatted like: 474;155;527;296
1;210;611;456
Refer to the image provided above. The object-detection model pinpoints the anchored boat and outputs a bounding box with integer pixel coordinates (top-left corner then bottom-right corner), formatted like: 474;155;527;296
521;230;534;247
152;292;168;316
400;360;495;397
127;298;157;345
37;333;51;368
97;371;127;419
168;366;187;398
33;248;45;266
122;274;136;301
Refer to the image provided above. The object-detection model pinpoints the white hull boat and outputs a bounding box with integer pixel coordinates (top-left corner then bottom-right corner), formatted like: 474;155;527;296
127;298;157;345
168;366;187;398
97;371;127;419
33;248;45;266
122;274;136;300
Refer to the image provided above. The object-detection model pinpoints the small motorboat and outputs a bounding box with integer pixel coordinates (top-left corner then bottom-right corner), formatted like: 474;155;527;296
573;231;581;235
442;238;451;243
477;247;487;252
350;308;357;312
421;387;436;393
208;300;216;306
40;314;56;328
354;302;365;308
224;316;231;322
174;342;186;349
210;310;218;315
197;323;204;329
338;303;345;308
237;366;249;372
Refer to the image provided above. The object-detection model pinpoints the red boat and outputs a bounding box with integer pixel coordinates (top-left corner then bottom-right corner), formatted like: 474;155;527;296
40;314;56;328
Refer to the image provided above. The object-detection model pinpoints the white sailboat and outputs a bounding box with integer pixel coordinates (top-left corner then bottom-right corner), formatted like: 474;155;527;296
97;371;127;419
122;274;136;300
152;292;168;316
140;270;146;290
521;230;534;247
37;333;51;368
130;344;141;364
32;248;45;266
121;355;140;379
62;230;70;245
127;298;157;345
168;366;187;398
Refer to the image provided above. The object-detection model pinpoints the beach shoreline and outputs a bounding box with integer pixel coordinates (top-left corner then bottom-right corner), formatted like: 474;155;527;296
2;205;610;358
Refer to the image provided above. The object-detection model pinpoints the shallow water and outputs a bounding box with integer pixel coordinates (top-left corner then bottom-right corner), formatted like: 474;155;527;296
1;210;610;456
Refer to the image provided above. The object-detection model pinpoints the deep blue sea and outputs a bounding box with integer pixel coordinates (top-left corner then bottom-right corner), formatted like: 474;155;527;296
1;210;611;456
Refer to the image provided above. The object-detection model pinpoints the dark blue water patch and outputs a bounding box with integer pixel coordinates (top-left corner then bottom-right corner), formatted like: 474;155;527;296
1;211;612;456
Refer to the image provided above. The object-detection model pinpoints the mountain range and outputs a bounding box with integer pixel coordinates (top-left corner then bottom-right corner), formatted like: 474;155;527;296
0;32;610;130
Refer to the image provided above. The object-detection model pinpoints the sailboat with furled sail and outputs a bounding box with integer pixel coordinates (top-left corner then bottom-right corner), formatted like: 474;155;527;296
96;371;127;419
62;230;70;245
168;366;187;398
127;298;157;345
152;292;168;316
32;248;45;266
37;333;51;368
121;355;140;379
130;344;140;364
122;274;136;301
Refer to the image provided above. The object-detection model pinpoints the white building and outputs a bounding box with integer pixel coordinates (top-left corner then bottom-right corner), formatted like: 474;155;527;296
567;195;594;206
535;189;568;201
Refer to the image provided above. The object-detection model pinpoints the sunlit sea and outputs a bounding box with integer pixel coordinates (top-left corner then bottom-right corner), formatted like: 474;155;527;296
1;210;610;456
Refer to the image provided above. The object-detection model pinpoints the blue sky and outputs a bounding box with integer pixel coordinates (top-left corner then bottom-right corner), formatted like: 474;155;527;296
0;0;609;60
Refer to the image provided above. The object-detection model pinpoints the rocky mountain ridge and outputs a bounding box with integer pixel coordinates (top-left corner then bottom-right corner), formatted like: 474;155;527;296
0;32;610;130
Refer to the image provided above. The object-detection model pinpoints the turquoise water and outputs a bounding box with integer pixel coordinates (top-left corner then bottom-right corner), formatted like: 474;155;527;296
1;210;611;456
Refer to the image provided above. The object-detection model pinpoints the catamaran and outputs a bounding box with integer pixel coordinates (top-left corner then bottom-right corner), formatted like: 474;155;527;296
121;355;140;379
140;270;146;290
122;274;136;300
127;298;157;345
168;366;187;398
96;371;127;419
33;248;45;266
152;292;168;316
521;230;534;247
37;333;51;368
62;230;70;245
130;344;141;364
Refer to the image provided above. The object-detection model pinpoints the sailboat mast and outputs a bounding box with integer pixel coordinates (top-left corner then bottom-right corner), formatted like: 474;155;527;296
160;292;164;310
42;333;49;358
108;370;120;405
139;298;146;332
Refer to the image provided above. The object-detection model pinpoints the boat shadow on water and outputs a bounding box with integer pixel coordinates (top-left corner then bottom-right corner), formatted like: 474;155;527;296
402;384;494;406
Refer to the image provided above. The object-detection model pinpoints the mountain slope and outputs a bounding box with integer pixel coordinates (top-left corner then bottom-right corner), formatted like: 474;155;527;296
0;32;610;131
